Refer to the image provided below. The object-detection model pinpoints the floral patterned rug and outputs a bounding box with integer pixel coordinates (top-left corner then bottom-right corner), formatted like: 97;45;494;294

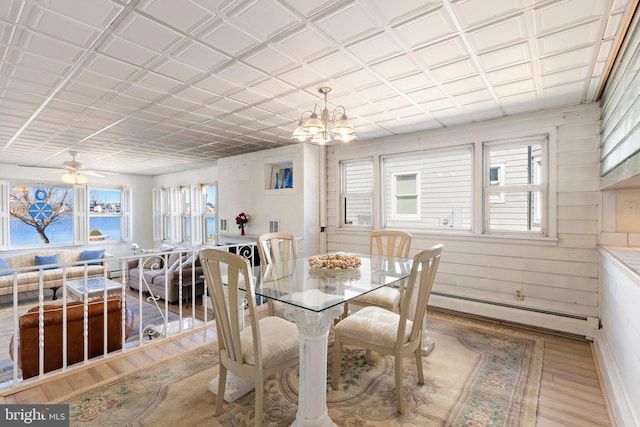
56;311;544;426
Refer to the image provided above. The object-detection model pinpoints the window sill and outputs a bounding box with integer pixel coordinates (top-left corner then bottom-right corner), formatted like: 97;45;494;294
335;227;559;246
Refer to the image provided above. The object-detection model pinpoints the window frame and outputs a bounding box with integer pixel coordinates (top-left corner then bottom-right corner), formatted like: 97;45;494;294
336;127;557;240
203;183;217;245
340;158;374;227
1;180;130;250
88;187;125;243
482;136;549;236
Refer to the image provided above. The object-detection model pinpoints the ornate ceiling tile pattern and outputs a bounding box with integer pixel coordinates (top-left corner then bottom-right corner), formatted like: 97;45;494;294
0;0;635;175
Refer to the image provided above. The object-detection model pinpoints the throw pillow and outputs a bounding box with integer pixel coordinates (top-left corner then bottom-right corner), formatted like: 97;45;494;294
34;254;60;270
0;257;11;276
81;249;106;265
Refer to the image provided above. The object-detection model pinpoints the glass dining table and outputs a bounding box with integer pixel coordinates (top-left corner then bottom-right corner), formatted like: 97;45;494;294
266;253;414;426
208;252;413;427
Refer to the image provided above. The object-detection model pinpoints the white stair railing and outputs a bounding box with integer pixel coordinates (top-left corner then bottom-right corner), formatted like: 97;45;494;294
0;242;260;391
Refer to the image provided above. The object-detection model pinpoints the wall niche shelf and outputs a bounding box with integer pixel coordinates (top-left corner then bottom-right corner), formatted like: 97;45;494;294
266;161;293;190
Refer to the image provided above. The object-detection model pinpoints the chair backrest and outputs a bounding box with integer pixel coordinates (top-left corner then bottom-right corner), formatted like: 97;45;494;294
199;249;262;371
257;232;298;267
397;244;443;345
370;230;412;258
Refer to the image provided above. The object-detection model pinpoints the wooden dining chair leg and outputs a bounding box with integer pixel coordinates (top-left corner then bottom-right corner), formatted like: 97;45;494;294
267;300;276;317
255;374;264;427
332;336;343;390
395;357;405;414
415;347;424;384
215;366;227;416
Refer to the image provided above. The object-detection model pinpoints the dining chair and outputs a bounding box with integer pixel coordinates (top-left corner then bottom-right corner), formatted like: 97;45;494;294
332;244;443;414
342;230;412;318
200;249;300;427
256;232;298;317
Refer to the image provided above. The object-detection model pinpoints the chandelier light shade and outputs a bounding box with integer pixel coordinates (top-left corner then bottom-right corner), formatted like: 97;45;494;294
292;87;357;145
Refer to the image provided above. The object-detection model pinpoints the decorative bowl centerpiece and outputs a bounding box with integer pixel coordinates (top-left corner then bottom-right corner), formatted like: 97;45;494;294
308;253;361;275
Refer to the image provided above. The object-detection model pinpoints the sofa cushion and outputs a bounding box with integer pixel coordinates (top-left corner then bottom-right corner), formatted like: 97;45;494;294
128;267;167;288
35;254;60;270
80;249;106;265
0;258;11;276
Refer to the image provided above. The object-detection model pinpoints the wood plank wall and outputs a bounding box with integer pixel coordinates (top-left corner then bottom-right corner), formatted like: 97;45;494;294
596;249;640;426
324;103;600;337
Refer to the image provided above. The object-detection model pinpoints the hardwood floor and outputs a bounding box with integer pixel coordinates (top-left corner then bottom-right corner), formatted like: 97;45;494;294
0;307;614;426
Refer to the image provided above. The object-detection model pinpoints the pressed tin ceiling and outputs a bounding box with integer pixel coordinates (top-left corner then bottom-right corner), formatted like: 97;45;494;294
0;0;636;175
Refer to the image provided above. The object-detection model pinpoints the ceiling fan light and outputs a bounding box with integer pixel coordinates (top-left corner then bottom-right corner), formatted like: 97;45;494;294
62;172;86;184
61;173;75;184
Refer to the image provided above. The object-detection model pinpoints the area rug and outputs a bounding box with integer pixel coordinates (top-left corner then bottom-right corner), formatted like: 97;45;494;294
0;292;180;385
55;311;544;426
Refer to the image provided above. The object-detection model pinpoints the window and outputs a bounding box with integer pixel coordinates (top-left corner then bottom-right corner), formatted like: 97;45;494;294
1;181;130;249
204;184;216;244
89;188;123;241
341;159;373;226
162;187;171;240
152;184;214;246
340;133;552;237
484;137;547;234
8;185;73;247
182;186;190;243
383;147;472;230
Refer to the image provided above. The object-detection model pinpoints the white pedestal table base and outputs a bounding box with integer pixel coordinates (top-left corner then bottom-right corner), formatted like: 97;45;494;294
284;304;343;427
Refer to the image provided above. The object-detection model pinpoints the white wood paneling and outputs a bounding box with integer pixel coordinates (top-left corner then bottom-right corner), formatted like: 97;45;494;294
596;248;640;426
600;8;640;184
325;103;600;336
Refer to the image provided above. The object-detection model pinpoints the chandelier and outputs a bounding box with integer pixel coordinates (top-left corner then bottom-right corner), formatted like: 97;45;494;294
291;87;356;145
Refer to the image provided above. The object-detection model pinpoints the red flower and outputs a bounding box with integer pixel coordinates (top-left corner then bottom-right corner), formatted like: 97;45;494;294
235;212;249;227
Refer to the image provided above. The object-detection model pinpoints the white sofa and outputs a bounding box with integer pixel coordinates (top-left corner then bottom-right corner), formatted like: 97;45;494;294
0;249;111;300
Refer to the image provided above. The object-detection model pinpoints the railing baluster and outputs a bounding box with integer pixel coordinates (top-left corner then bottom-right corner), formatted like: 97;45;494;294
1;242;260;391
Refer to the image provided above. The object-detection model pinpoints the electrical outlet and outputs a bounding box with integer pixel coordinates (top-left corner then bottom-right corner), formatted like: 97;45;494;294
440;216;452;227
514;290;524;300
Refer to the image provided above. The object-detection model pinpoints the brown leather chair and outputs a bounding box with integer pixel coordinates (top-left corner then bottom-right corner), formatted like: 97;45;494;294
9;295;134;379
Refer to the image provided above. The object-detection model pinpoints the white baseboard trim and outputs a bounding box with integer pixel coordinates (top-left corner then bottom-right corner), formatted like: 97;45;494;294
593;330;639;427
429;294;591;338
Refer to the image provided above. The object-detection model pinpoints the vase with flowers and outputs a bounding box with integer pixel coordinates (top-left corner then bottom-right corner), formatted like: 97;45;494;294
235;212;249;236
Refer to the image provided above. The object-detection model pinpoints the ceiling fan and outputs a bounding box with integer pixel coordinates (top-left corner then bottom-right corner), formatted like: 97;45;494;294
19;151;114;184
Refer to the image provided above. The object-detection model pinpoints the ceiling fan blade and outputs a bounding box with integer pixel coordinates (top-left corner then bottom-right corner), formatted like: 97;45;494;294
18;164;66;171
81;170;106;178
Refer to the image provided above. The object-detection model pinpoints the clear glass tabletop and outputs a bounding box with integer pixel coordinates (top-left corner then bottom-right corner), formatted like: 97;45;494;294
251;253;413;312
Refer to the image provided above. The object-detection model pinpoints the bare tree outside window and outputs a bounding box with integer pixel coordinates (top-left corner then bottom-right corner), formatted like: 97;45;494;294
9;187;72;244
